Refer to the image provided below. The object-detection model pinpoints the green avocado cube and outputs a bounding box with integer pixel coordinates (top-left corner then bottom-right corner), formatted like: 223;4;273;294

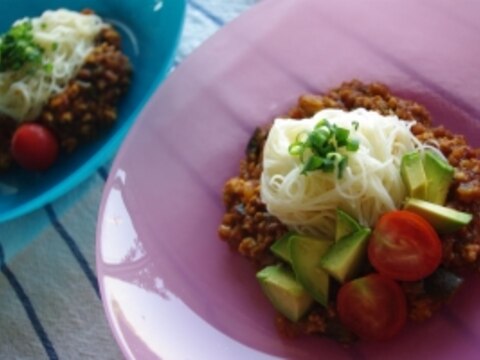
289;235;332;307
403;198;472;234
335;209;361;242
256;265;314;322
319;228;371;283
423;151;454;205
401;150;427;199
270;232;295;264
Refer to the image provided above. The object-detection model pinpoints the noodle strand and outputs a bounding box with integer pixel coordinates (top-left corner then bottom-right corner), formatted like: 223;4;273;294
261;108;430;238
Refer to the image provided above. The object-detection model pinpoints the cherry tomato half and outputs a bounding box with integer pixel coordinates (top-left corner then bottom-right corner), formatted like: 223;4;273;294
368;210;442;281
11;123;59;171
337;273;407;341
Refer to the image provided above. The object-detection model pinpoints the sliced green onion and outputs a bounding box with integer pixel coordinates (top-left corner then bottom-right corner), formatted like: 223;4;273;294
0;21;45;73
321;157;335;172
288;142;305;156
346;138;360;152
43;63;53;74
308;131;327;150
314;118;329;129
334;127;350;146
302;155;324;174
289;118;360;178
338;156;348;179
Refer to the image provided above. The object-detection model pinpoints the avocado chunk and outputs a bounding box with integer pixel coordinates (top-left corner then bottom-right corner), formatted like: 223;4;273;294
404;198;472;234
290;235;332;306
319;228;371;283
335;209;361;242
423;150;454;205
401;151;427;199
256;264;314;322
270;232;295;264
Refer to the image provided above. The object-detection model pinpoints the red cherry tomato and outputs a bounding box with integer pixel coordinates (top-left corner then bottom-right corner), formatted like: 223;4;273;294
337;273;407;341
11;123;59;171
368;210;442;281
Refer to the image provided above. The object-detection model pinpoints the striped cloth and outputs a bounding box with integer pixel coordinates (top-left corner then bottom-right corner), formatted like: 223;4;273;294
0;1;259;359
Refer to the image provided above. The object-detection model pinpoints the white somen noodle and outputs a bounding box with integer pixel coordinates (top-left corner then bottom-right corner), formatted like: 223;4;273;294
260;108;436;238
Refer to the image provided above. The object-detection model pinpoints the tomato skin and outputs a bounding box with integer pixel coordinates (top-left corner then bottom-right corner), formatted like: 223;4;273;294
337;273;407;341
368;210;442;282
11;123;59;171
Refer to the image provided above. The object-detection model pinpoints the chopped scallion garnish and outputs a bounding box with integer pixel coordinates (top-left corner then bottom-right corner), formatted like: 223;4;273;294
289;118;360;178
346;138;360;152
43;62;53;74
0;21;46;73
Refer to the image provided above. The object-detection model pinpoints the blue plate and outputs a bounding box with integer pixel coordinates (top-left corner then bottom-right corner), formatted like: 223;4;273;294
0;0;186;222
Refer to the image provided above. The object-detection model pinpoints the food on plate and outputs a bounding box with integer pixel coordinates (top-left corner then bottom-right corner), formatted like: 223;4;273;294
0;9;132;171
218;80;480;343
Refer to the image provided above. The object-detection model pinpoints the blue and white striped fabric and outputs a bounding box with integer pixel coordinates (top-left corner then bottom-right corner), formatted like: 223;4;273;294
0;1;259;358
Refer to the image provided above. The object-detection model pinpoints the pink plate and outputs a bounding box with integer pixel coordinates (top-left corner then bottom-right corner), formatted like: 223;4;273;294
96;0;480;358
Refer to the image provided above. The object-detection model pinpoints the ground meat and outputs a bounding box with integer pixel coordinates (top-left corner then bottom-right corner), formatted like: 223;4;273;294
219;176;287;268
218;80;480;342
0;24;132;170
275;304;356;344
287;80;431;126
